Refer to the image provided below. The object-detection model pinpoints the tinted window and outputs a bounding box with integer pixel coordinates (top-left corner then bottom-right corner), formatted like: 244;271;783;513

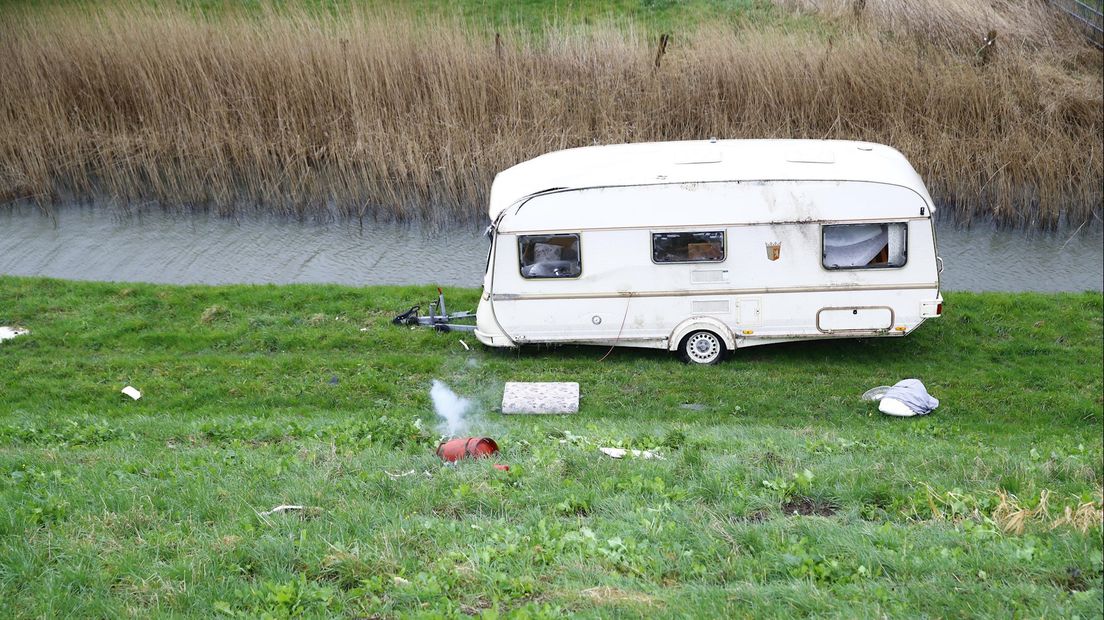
518;234;581;278
652;231;725;263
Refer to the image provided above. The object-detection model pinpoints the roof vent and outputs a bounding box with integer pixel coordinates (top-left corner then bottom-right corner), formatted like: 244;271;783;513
785;148;835;164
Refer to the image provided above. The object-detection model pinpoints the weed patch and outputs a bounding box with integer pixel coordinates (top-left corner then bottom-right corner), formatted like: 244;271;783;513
762;468;817;505
915;485;1104;534
214;575;336;618
782;496;838;517
780;537;876;585
196;416;430;449
0;417;124;446
200;305;228;324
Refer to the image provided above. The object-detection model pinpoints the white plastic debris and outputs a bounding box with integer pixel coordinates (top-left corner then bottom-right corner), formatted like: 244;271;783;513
254;504;322;526
260;504;306;516
459;339;470;351
384;469;417;479
861;386;891;401
0;326;29;343
599;447;664;460
502;382;579;414
121;386;142;400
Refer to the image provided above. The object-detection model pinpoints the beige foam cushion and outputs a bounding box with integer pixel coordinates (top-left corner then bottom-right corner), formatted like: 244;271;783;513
501;382;579;414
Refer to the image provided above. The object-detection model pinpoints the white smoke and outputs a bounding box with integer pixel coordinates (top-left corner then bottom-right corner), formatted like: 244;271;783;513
430;380;472;437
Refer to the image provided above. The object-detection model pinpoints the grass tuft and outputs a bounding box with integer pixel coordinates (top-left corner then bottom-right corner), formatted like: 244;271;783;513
200;304;228;324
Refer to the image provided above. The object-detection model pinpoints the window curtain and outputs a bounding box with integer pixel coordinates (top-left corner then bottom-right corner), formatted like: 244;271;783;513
824;224;887;268
887;223;907;265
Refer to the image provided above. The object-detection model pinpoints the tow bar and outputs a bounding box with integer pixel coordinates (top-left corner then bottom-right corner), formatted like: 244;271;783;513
392;288;477;333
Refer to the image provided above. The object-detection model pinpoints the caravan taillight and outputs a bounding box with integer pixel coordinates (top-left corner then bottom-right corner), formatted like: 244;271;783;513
936;302;943;316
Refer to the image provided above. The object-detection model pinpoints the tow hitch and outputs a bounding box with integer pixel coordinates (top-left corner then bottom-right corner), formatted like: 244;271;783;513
393;288;477;333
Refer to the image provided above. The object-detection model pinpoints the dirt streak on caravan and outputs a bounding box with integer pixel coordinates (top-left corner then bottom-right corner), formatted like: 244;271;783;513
475;139;943;364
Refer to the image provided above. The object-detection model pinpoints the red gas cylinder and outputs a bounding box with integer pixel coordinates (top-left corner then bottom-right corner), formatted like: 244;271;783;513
436;437;499;462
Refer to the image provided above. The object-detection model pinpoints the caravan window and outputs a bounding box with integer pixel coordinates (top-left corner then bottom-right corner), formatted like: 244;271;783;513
518;234;581;278
652;231;725;263
822;223;907;269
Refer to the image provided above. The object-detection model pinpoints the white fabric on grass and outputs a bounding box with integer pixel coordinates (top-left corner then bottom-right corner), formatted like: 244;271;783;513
877;379;939;417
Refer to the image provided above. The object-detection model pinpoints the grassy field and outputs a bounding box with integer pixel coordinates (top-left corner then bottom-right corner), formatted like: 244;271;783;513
1;1;1100;228
0;0;793;31
0;276;1101;617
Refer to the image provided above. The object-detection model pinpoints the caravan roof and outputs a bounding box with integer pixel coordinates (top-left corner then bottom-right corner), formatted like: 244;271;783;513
488;139;930;220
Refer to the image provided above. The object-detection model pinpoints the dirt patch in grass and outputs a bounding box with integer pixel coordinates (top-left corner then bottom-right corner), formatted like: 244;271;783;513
459;597;492;616
744;510;770;523
200;305;228;324
580;586;662;608
1051;567;1092;592
756;451;785;467
782;496;837;517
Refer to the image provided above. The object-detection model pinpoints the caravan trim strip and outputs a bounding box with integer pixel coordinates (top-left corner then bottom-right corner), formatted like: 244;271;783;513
491;282;937;302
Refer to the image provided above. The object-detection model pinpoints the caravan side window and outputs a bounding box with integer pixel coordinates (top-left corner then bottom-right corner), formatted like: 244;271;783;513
518;234;581;279
822;223;907;269
652;231;725;263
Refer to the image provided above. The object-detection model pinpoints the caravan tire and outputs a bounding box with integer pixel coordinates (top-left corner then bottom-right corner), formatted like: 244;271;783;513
679;330;725;365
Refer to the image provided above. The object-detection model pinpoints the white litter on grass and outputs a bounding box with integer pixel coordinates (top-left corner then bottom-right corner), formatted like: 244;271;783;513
502;382;579;414
599;447;664;460
385;469;434;480
121;386;142;400
255;504;323;525
260;504;306;516
0;327;29;343
459;339;470;351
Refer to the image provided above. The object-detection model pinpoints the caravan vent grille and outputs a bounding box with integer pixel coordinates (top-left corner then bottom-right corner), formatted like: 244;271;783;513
692;300;730;314
690;269;727;283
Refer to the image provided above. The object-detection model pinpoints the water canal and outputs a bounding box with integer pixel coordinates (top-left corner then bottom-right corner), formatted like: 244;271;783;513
2;206;1100;292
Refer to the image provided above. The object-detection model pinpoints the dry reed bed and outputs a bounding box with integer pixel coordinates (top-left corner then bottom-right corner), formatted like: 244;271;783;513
1;6;1100;227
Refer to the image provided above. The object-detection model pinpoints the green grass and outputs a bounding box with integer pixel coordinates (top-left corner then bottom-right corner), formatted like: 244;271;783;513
1;276;1101;618
0;0;815;34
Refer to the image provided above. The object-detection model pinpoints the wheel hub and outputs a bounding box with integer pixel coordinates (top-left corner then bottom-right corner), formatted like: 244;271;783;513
686;332;720;363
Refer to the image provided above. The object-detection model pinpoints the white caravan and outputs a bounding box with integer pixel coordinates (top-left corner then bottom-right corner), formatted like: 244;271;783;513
473;139;943;364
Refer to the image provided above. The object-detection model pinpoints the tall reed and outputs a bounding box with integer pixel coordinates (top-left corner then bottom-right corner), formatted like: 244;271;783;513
1;3;1100;227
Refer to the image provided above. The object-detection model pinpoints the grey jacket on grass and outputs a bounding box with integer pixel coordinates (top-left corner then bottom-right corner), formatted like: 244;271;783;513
884;379;940;415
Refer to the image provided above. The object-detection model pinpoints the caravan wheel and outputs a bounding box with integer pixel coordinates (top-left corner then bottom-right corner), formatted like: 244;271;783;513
679;330;725;365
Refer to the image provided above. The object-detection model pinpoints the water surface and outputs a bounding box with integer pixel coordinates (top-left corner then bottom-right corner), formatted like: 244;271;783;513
1;207;1100;292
